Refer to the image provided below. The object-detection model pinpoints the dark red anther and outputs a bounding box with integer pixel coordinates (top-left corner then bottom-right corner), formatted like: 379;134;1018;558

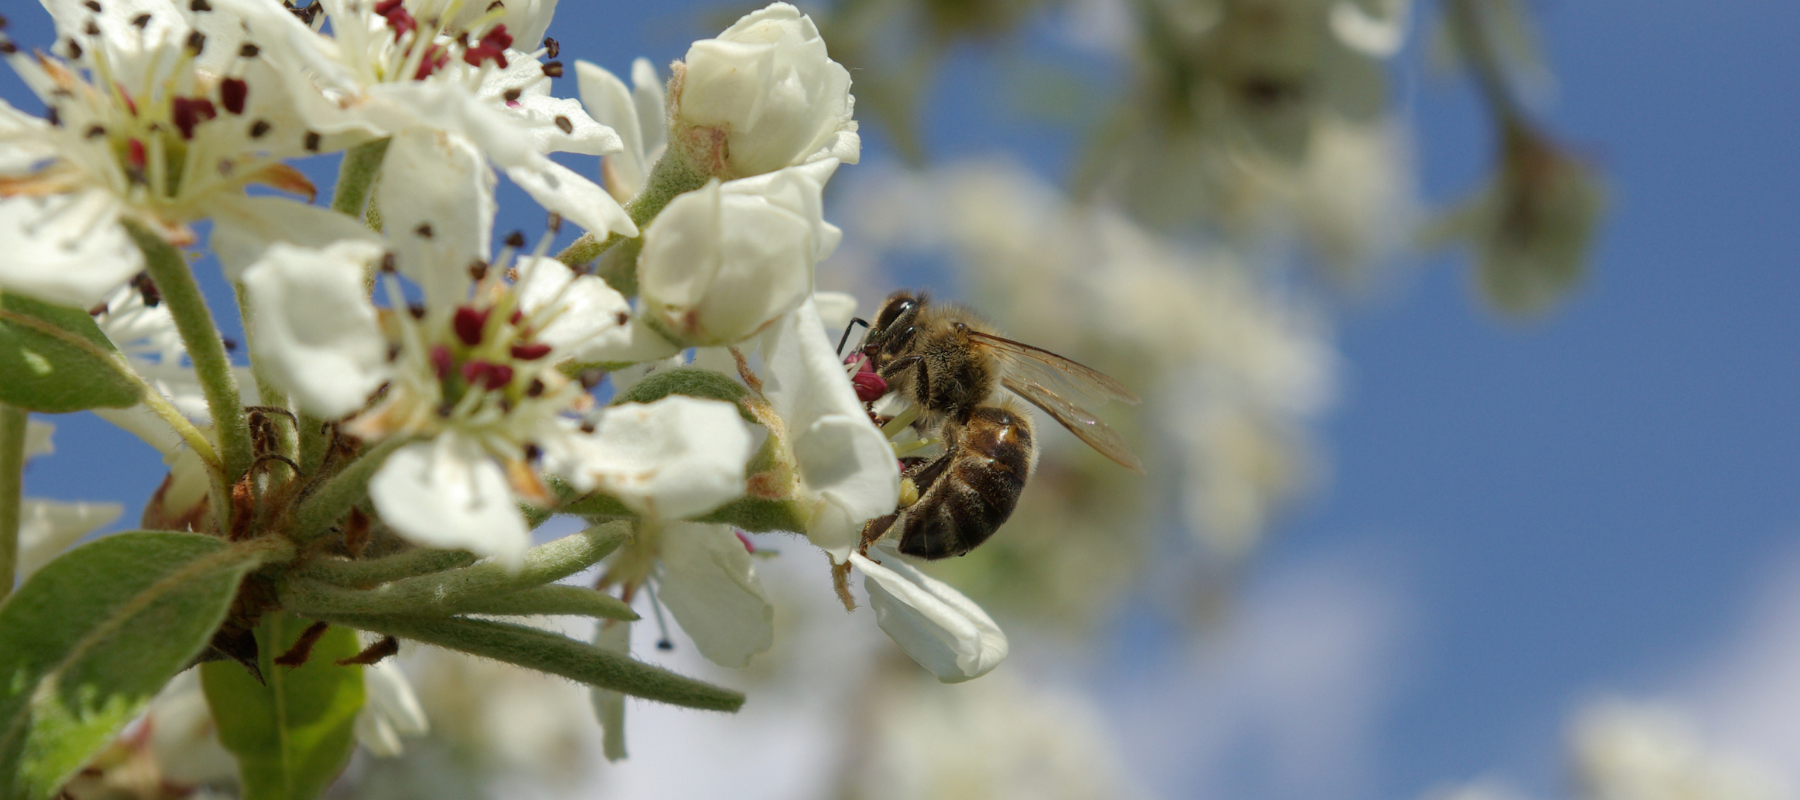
171;96;216;139
851;369;888;403
508;308;523;324
429;344;454;378
479;24;512;52
411;44;448;80
126;138;147;170
377;0;415;40
509;341;551;361
452;305;489;346
735;530;755;553
461;360;514;390
219;77;247;115
461;24;511;68
115;83;137;116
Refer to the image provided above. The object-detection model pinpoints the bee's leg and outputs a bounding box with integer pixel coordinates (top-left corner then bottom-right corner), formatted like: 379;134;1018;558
857;512;899;553
880;355;930;408
836;317;870;356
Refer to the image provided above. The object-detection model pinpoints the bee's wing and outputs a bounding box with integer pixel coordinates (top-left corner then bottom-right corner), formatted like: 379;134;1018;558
1002;376;1145;473
967;331;1141;409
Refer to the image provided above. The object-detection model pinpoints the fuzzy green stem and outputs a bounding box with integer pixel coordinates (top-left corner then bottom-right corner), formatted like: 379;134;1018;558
331;138;392;221
443;584;639;620
312;612;743;711
287;437;410;544
295;547;478;587
125;221;254;487
0;405;25;595
555;152;713;273
283;522;630;614
1444;0;1527;128
297;414;331;475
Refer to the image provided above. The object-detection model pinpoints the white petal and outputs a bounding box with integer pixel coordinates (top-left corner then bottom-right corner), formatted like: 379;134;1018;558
362;658;429;739
0;193;141;308
631;58;668;161
364;82;538;168
378;127;495;308
1330;0;1410;58
369;437;531;570
504;158;638;240
206;196;380;281
656;522;774;668
852;549;1008;683
556;396;755;520
17;499;124;579
241;241;391;419
576;60;647;197
589;621;630;762
508;93;623;157
758;299;900;558
355;709;403;758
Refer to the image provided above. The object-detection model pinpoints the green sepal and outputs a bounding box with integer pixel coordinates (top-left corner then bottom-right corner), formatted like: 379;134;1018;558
0;294;139;413
611;367;752;414
691;496;807;533
0;532;286;800
201;614;364;800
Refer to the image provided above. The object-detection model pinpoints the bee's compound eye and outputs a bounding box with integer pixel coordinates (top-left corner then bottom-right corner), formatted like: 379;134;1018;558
874;296;917;333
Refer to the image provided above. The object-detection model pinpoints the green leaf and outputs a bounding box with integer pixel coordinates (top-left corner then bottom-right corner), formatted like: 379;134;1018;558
201;614;365;800
0;294;139;413
0;532;281;800
317;613;744;712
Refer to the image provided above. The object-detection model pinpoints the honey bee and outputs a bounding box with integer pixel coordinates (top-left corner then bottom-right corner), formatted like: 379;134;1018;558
853;290;1142;559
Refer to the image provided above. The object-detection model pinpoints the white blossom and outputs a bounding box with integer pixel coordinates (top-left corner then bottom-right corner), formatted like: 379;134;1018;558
370;434;534;568
638;159;842;346
212;0;636;285
0;0;319;306
669;2;859;178
851;548;1008;683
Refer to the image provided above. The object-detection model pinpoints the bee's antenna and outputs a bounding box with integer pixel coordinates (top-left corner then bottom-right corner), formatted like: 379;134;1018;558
837;317;869;356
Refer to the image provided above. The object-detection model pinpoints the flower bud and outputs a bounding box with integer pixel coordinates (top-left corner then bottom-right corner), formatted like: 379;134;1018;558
638;160;841;346
669;2;859;179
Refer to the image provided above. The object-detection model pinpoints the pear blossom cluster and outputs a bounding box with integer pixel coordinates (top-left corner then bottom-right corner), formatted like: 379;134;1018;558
0;0;1014;775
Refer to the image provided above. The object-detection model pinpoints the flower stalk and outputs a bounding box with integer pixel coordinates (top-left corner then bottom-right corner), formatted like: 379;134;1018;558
555;151;713;273
331;138;394;223
288;437;413;544
124;221;256;489
0;404;25;596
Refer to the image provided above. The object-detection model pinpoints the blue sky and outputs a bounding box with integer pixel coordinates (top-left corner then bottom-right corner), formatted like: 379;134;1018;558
5;1;1798;798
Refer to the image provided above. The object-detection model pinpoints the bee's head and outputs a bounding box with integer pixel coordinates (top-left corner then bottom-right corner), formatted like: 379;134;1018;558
865;290;925;355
